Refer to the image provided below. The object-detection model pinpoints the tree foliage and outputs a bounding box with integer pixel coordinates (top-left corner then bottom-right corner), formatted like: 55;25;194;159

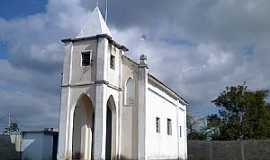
187;113;207;140
207;84;270;140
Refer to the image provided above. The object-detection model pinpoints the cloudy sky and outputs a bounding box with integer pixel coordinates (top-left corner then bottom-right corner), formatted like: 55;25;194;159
0;0;269;131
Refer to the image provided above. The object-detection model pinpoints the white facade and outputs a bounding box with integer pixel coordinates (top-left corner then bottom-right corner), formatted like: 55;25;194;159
146;81;187;160
57;7;188;160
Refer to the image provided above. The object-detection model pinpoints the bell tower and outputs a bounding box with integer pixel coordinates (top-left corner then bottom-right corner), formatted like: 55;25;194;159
61;7;112;87
58;7;127;160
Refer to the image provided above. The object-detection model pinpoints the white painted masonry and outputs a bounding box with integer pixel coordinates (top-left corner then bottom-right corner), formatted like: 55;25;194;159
146;82;187;160
57;7;188;160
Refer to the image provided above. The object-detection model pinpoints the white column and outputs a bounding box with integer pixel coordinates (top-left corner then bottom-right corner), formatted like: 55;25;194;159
117;50;124;159
93;85;107;159
93;37;109;159
58;42;73;160
137;55;148;160
57;87;71;159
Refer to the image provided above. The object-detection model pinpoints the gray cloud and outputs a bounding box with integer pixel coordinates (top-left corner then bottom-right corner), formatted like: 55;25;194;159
0;0;270;131
109;0;270;116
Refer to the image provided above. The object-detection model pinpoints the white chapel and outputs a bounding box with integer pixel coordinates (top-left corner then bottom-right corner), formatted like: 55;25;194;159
57;7;188;160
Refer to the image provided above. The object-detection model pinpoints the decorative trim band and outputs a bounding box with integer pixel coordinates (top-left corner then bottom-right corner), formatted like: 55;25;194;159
61;80;122;91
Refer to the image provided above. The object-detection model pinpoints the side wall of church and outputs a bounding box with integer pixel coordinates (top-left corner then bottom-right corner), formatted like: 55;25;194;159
177;103;188;160
145;82;187;160
119;56;139;159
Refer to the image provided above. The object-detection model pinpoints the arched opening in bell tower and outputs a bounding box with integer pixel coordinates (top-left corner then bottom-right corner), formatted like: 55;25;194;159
105;95;117;159
72;94;95;160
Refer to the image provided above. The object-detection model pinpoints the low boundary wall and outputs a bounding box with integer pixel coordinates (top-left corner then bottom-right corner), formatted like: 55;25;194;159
188;140;270;160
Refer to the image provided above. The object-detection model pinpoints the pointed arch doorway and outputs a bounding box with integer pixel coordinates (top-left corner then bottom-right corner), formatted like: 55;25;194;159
105;96;117;160
72;94;95;160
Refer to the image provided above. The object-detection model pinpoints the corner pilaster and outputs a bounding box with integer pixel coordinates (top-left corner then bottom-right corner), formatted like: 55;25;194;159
57;42;73;160
137;54;148;160
93;37;109;159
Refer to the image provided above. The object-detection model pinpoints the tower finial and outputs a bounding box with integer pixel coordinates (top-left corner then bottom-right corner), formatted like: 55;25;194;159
96;0;99;7
139;54;148;68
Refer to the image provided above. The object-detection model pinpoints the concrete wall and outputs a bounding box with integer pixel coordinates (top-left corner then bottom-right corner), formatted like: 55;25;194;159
22;133;43;160
0;135;20;160
177;106;188;159
188;140;270;160
145;83;187;160
70;39;97;84
120;56;139;159
22;132;56;160
107;44;121;86
0;133;57;160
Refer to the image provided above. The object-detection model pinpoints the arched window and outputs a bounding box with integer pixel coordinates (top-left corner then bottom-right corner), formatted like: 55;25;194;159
125;78;135;105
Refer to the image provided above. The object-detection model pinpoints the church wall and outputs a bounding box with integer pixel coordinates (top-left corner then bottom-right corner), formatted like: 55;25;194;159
103;87;120;159
62;43;72;86
60;85;122;158
68;86;96;123
58;84;96;159
107;44;121;87
70;39;97;84
177;106;188;160
145;82;187;159
119;56;139;159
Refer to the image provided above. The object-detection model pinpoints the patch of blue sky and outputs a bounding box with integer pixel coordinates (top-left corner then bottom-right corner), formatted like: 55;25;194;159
0;83;11;90
241;44;255;56
192;104;219;118
0;0;47;19
0;42;8;59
